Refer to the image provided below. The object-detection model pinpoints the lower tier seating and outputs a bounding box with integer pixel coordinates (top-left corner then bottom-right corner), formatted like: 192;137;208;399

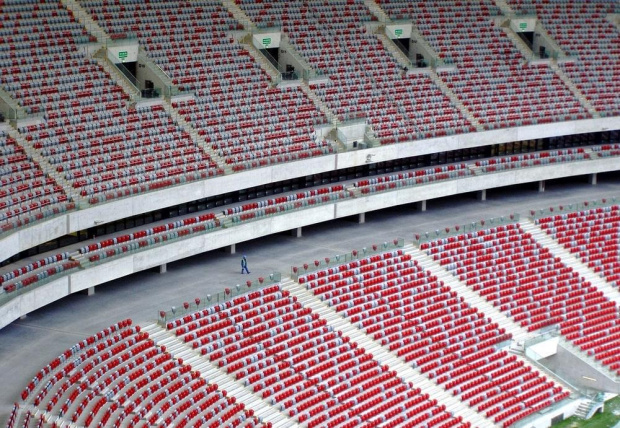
423;223;620;375
17;319;265;428
297;250;570;427
167;284;468;428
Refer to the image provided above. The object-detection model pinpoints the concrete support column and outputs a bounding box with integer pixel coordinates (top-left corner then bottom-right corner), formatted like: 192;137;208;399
415;200;427;212
358;213;366;224
291;227;302;238
589;173;597;185
159;263;167;274
225;243;236;254
477;190;486;201
87;286;95;296
20;315;27;320
539;180;545;193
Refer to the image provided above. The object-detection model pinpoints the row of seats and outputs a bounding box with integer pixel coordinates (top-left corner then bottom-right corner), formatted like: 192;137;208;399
0;1;226;208
423;223;620;375
474;148;590;172
22;104;222;202
226;185;350;223
592;143;620;158
538;205;620;290
354;164;471;193
297;250;569;427
167;283;469;428
5;142;620;293
17;318;266;428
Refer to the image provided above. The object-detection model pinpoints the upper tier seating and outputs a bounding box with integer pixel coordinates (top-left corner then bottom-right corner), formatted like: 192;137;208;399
297;250;569;427
81;0;332;170
0;0;221;205
17;319;265;428
537;205;620;289
0;131;74;235
376;0;591;128
238;0;473;144
423;223;620;375
167;283;468;428
507;0;620;116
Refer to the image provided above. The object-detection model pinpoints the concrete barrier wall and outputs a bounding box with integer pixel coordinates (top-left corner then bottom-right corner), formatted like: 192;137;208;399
1;157;618;329
336;116;620;169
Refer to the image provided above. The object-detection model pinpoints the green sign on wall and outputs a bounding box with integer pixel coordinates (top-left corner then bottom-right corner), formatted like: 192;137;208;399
395;28;403;37
262;37;272;47
118;50;128;61
519;22;527;31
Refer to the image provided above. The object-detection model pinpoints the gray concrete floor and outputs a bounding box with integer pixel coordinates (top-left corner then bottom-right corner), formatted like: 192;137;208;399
1;173;619;425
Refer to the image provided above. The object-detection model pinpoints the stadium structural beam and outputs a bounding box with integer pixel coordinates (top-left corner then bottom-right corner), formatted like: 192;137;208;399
87;287;95;296
225;244;236;254
358;213;366;224
477;190;486;201
539;180;546;192
291;227;303;238
589;173;598;185
159;264;167;274
416;200;427;211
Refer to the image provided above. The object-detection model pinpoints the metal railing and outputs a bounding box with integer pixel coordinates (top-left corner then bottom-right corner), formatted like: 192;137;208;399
529;197;619;221
157;272;282;325
290;237;405;280
0;261;81;308
414;214;521;244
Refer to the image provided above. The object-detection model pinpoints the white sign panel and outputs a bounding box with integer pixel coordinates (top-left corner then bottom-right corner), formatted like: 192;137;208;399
252;32;281;49
107;43;139;63
386;23;412;39
510;17;536;32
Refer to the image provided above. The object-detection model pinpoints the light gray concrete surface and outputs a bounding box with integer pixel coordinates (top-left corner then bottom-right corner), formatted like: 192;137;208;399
0;173;619;425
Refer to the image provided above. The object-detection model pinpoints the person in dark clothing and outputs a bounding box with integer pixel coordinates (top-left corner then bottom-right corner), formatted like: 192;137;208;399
241;255;250;274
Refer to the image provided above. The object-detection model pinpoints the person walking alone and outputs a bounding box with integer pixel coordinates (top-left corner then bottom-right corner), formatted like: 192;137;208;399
241;255;250;274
